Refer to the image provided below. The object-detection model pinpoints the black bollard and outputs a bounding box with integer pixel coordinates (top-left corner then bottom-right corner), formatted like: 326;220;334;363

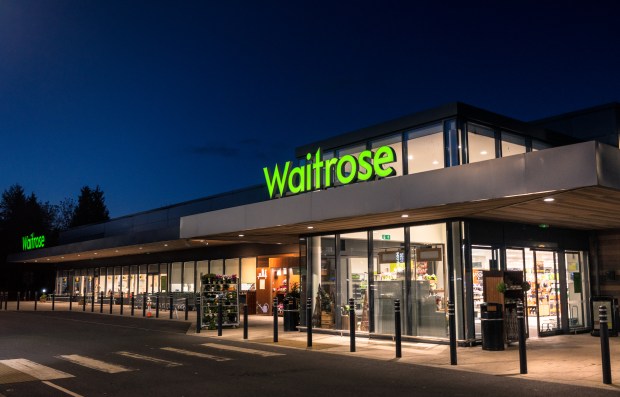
34;292;38;311
185;297;189;321
448;301;457;365
196;293;201;334
131;293;135;316
69;294;73;311
218;300;223;336
169;296;174;319
91;292;95;312
349;298;356;352
395;299;401;358
4;292;7;310
273;297;278;343
100;292;104;313
83;292;86;312
52;293;55;311
120;292;124;315
0;292;3;310
155;293;160;318
109;292;113;314
599;305;612;385
307;297;312;347
142;293;147;317
16;291;20;311
517;301;527;374
243;304;248;340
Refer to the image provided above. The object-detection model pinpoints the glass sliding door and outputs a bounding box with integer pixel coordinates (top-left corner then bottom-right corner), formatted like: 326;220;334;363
565;252;587;329
471;246;499;338
532;250;561;335
339;232;368;332
372;228;405;335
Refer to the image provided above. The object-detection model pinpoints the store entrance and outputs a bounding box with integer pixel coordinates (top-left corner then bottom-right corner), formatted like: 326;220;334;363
146;274;159;294
255;255;300;316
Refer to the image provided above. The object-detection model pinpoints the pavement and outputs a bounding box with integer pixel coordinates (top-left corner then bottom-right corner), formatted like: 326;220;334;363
4;299;620;392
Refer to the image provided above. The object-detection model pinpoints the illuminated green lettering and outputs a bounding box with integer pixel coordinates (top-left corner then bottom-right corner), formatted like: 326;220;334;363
263;162;291;198
22;233;46;251
374;146;396;178
336;155;358;184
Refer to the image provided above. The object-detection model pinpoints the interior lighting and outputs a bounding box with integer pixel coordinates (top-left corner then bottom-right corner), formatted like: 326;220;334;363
408;155;414;160
307;226;314;229
139;247;143;250
432;160;439;165
238;234;244;237
480;150;488;155
401;214;409;218
543;197;555;202
164;244;168;247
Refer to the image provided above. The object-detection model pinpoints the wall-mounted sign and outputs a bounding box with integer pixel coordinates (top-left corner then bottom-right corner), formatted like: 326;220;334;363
22;233;46;251
263;146;397;199
381;234;391;240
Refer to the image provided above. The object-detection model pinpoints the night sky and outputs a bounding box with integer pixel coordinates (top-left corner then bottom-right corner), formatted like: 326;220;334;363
1;1;619;217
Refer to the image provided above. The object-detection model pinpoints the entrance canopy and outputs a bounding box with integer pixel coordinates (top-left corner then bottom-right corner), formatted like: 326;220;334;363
11;141;620;264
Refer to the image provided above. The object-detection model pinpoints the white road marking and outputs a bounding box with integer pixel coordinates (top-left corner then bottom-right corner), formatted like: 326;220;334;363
58;355;132;374
115;351;183;367
0;359;73;380
42;380;84;397
160;347;231;362
201;343;285;357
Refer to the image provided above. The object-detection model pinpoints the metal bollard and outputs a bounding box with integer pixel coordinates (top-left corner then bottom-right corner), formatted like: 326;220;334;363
4;292;7;310
52;293;55;311
517;301;527;374
69;294;73;311
34;292;38;311
109;292;113;314
169;296;174;319
185;297;189;321
120;292;124;315
448;301;457;365
155;293;160;318
395;299;401;358
83;293;86;312
0;292;3;310
218;300;223;336
100;292;104;313
273;297;278;343
307;297;312;347
16;291;20;311
131;293;135;316
196;293;201;333
599;306;612;385
142;293;147;317
349;298;356;352
91;292;95;312
243;304;248;339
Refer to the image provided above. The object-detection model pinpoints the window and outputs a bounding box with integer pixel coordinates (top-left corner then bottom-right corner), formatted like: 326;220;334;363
339;232;368;331
407;123;444;173
467;124;496;163
372;227;405;334
371;135;403;177
501;132;526;157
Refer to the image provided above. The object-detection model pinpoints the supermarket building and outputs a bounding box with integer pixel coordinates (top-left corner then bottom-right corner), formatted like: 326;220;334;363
10;101;620;344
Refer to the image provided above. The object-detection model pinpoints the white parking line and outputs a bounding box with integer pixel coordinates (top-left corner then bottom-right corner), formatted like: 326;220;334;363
0;359;73;380
42;380;84;397
115;351;183;367
160;347;231;362
58;355;132;374
201;343;285;357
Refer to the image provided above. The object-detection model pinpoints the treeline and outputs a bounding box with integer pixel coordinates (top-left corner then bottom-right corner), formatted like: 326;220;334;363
0;184;110;293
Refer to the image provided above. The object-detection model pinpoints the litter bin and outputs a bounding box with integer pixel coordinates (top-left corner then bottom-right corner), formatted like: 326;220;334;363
481;303;504;351
283;299;299;332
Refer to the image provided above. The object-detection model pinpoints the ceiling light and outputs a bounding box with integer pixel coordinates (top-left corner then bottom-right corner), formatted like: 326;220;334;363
164;244;168;247
408;155;413;160
61;256;65;259
238;234;244;237
115;250;119;253
432;160;439;165
307;226;314;229
401;214;409;218
480;150;488;155
139;247;143;250
46;258;50;261
543;197;555;202
94;252;98;255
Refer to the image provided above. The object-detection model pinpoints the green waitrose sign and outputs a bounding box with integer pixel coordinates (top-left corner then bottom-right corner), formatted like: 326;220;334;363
22;233;46;251
263;146;397;199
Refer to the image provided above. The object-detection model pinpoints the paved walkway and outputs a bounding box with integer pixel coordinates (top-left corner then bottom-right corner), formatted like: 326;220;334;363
3;300;620;392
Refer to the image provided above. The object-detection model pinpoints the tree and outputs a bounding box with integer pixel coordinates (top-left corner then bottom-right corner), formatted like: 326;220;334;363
70;185;110;227
52;198;76;231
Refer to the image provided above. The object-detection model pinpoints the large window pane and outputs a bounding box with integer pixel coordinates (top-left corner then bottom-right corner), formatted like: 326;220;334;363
407;123;444;173
501;132;526;157
410;223;447;338
183;261;195;292
170;262;182;292
311;236;336;329
468;123;496;163
373;227;405;334
241;257;256;291
196;260;209;291
225;258;240;277
210;259;224;275
371;135;403;177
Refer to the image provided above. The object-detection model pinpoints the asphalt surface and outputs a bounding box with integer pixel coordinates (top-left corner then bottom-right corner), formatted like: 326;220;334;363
0;311;618;397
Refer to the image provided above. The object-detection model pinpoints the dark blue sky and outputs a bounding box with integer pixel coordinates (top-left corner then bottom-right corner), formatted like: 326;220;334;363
1;1;619;217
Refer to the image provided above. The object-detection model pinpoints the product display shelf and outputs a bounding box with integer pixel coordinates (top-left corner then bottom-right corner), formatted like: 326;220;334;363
201;274;239;330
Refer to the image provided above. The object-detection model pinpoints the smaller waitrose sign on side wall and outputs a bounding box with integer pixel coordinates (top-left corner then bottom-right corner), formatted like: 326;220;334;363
263;146;397;199
22;233;46;251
